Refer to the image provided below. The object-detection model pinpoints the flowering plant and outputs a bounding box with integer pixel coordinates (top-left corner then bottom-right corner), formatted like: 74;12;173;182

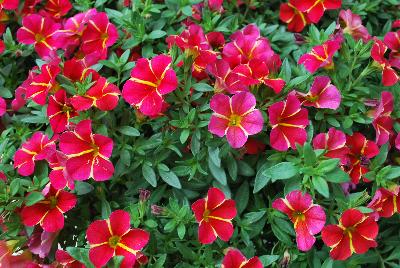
0;0;400;267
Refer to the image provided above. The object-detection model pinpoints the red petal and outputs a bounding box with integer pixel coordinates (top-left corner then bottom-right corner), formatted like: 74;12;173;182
109;210;131;236
89;244;114;268
198;221;217;244
41;208;64;232
86;219;111;244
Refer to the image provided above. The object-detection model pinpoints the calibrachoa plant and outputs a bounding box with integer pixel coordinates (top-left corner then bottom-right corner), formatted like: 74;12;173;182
0;0;400;267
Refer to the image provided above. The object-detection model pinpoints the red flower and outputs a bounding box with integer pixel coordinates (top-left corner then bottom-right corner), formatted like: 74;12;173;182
312;128;349;164
191;187;237;244
59;119;114;181
368;186;400;219
296;76;341;109
371;38;399;86
166;24;217;79
43;0;72;20
47;151;74;190
47;90;78;133
321;209;378;260
272;190;326;251
21;186;77;232
208;92;264;148
396;133;400;151
0;39;4;54
346;132;379;184
0;96;5;116
27;63;61;105
16;14;63;58
86;210;149;268
0;0;18;11
70;77;120;111
279;2;309;32
207;59;247;94
371;91;394;146
56;249;85;268
28;226;59;258
268;93;309;151
12;67;38;111
14;132;56;176
221;248;263;268
291;0;342;23
298;39;341;73
122;55;178;116
339;9;371;43
63;58;100;83
81;12;118;57
244;138;266;155
0;240;32;267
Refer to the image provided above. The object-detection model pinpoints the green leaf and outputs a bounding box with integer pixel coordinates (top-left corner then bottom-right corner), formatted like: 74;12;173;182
25;192;44;206
148;30;166;39
312;176;329;198
177;223;186;239
142;164;157;187
317;158;339;173
235;181;249;214
119;126;140;137
253;163;272;193
159;170;181;189
303;143;316;166
192;83;214;92
74;181;94;195
208;147;221;167
371;143;388;168
101;199;111;218
208;158;227;185
66;247;94;268
386;166;400;180
270;162;298;182
324;168;350;183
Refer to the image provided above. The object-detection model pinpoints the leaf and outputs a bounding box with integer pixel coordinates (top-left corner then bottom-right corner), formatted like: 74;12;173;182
25;192;44;206
253;163;272;193
177;223;186;239
208;147;221;167
148;30;166;39
317;158;340;173
270;162;298;182
371;143;388;168
235;181;249;214
303;143;316;166
142;164;157;187
192;83;214;92
312;176;330;198
208;158;227;185
386;166;400;180
101;199;111;218
74;181;94;195
66;247;94;268
119;126;140;137
159;170;181;189
324;168;350;183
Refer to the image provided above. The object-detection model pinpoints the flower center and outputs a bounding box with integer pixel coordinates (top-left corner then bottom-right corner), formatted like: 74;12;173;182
35;33;45;43
49;196;58;209
229;114;242;127
101;33;109;40
108;235;121;248
305;95;319;102
292;211;305;221
62;104;73;113
203;209;211;222
344;226;355;236
91;143;100;157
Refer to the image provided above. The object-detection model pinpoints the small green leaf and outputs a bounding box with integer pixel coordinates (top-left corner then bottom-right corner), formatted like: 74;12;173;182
119;126;140;137
159;170;181;189
324;168;350;183
148;30;166;39
74;181;94;195
312;176;329;198
270;162;298;182
142;164;157;187
25;192;44;206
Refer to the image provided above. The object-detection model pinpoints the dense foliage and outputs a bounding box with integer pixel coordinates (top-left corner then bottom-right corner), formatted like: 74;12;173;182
0;0;400;267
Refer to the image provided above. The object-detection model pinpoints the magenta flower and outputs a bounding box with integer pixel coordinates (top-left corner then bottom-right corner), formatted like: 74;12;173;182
208;92;263;148
297;76;341;109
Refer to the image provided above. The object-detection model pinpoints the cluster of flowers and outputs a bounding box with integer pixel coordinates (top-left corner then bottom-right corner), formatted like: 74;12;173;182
0;0;399;267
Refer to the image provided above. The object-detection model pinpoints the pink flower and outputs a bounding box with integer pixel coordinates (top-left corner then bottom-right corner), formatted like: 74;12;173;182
272;190;326;251
47;151;74;190
14;132;56;176
0;0;19;11
298;39;341;73
296;76;341;109
268;93;309;151
27;63;61;105
16;14;63;58
0;96;5;116
371;91;394;145
59;119;114;181
279;2;309;33
28;226;59;258
122;55;178;116
312;128;349;164
47;90;78;133
208;92;264;148
339;9;371;43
